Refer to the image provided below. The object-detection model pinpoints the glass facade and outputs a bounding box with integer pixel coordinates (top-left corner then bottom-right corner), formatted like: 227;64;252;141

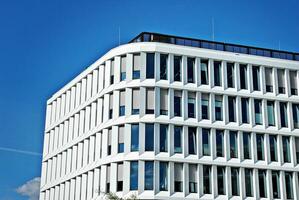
145;123;154;151
131;124;139;152
130;161;138;190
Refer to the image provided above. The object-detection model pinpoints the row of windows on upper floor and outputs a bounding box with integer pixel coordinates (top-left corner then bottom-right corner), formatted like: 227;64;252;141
46;52;299;129
42;160;297;200
43;122;299;186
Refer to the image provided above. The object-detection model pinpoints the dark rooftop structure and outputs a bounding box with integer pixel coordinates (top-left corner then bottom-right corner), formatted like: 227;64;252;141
129;32;299;61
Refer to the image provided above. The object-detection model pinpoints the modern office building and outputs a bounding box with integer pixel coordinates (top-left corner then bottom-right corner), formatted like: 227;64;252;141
40;32;299;200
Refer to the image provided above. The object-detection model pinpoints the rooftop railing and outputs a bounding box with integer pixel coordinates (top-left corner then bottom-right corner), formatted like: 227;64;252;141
129;32;299;61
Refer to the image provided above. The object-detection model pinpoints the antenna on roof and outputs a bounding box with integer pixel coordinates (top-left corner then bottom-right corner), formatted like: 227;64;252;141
212;17;215;41
118;27;121;46
278;40;281;51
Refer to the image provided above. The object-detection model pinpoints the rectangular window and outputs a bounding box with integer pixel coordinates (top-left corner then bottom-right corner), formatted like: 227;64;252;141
256;134;264;160
118;126;124;153
296;137;299;164
214;61;222;86
160;54;168;80
174;126;182;153
228;96;236;122
120;56;126;81
269;135;278;162
231;167;239;196
283;136;291;163
202;129;210;156
110;59;114;85
267;101;275;126
109;94;113;119
215;95;223;121
133;54;140;79
146;53;155;79
174;163;183;192
174;90;182;117
258;170;267;198
189;164;197;193
217;166;225;195
265;67;273;92
107;129;112;155
254;99;262;125
160;89;168;115
201;59;209;85
280;102;288;127
132;89;140;115
203;165;211;194
285;172;294;199
252;66;260;91
119;90;125;116
272;171;280;199
241;98;249;123
160;125;168;152
188;92;196;118
174;56;181;82
130;161;138;190
292;104;299;128
245;168;253;197
243;132;251;159
216;130;224;157
117;163;123;191
227;62;234;88
240;64;247;89
146;88;155;114
106;165;111;192
131;124;139;152
159;162;168;191
290;70;298;95
278;69;285;94
230;131;238;158
188;127;197;155
145;124;154;151
201;93;209;119
187;57;195;83
144;161;154;190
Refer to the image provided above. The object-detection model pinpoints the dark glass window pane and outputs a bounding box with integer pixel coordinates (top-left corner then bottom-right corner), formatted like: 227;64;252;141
216;130;224;157
174;56;181;81
130;161;138;190
202;129;210;156
227;63;234;88
215;98;222;121
160;54;168;80
188;97;195;118
118;143;124;153
270;135;278;162
214;61;221;86
280;102;288;127
258;170;267;198
241;98;249;123
174;96;181;117
145;124;154;151
272;171;280;198
228;97;236;122
285;172;293;199
131;124;139;152
293;104;299;128
243;132;251;159
160;125;168;152
254;99;262;125
267;101;275;126
231;168;239;196
187;57;195;83
217;166;225;195
174;126;182;153
283;136;291;163
230;131;238;158
201;60;209;85
252;66;260;91
144;161;154;190
256;134;264;160
202;95;209;119
159;162;168;191
245;169;253;197
188;127;197;155
119;106;125;116
146;53;155;79
203;165;211;194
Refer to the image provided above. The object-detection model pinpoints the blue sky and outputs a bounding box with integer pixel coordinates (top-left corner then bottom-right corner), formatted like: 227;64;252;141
0;0;298;199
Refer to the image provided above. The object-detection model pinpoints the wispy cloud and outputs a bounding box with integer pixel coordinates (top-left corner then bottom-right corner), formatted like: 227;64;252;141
0;147;42;156
16;177;40;200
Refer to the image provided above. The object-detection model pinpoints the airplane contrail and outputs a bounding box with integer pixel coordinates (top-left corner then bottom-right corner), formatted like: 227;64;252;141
0;147;42;157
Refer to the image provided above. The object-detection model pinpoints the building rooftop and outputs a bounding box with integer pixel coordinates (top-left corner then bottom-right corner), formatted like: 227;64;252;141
129;32;299;61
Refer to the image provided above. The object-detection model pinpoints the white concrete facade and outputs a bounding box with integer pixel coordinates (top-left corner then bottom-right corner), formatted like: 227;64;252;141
40;40;299;200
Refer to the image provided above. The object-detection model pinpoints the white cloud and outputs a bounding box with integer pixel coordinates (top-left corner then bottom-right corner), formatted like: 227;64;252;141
16;177;40;200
